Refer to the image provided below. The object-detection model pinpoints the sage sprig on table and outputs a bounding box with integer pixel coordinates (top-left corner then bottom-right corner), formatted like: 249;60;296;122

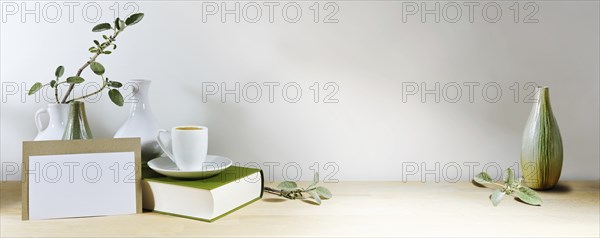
473;168;542;206
28;13;145;106
264;172;332;205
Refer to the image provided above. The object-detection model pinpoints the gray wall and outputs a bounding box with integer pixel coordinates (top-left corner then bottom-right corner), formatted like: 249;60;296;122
1;1;598;181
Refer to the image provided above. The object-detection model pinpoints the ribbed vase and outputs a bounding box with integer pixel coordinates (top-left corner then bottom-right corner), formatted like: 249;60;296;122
62;101;93;140
520;87;563;190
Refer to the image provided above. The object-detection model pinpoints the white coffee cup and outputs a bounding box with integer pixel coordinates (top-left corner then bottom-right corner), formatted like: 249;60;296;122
156;125;208;171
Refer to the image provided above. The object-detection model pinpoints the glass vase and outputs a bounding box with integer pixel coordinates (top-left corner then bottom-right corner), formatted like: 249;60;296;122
62;101;93;140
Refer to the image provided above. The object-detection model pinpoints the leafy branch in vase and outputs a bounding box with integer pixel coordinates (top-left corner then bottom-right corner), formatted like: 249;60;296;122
264;172;332;205
473;168;542;206
28;13;145;106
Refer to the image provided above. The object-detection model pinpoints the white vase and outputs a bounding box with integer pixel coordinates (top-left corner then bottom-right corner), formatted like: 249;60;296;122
114;79;162;162
34;103;70;141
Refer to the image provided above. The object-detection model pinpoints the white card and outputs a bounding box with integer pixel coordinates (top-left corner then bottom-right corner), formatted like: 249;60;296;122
27;152;137;220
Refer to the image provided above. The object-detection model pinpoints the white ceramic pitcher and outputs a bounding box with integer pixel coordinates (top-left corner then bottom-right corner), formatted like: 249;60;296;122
34;104;70;141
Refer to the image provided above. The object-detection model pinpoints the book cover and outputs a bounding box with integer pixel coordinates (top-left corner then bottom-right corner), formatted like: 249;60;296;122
142;166;263;222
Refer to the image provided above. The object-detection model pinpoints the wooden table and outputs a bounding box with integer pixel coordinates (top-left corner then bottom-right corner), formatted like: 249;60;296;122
1;181;599;237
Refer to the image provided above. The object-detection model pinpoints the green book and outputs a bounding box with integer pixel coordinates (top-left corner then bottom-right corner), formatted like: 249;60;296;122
142;166;264;222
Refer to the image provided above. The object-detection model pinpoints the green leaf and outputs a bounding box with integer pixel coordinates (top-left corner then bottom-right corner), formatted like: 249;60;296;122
277;181;298;191
115;18;126;30
92;23;112;32
315;186;332;199
103;51;112;55
474;172;493;185
66;76;85;84
503;168;514;184
54;66;64;78
108;81;123;88
125;13;144;26
490;189;505;207
94;40;100;46
514;186;543;206
112;44;117;50
308;190;321;205
102;35;108;40
108;89;124;106
28;82;43;95
114;18;122;30
90;62;105;75
50;80;56;88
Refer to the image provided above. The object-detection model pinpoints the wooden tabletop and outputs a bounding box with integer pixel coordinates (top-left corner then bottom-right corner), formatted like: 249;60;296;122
1;181;599;237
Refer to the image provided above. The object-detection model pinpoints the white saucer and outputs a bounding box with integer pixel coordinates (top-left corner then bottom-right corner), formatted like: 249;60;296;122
147;155;233;179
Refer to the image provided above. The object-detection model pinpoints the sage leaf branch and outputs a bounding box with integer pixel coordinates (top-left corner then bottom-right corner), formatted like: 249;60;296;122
264;172;332;205
473;168;542;207
28;13;145;107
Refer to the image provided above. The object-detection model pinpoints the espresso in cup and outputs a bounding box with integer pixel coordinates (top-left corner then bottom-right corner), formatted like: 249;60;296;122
157;126;208;171
176;127;203;131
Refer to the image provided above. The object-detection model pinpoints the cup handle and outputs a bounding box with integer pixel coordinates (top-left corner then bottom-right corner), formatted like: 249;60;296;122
156;129;176;164
34;108;48;133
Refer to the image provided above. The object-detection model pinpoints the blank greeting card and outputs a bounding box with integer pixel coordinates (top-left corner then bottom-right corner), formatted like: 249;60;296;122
22;138;142;220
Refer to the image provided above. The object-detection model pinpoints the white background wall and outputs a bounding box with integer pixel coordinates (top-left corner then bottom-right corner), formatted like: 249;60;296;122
1;1;598;181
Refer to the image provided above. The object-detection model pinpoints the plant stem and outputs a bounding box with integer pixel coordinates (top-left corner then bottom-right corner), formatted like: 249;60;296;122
54;78;59;104
264;187;282;194
264;187;315;193
263;186;316;199
60;53;101;103
68;81;108;102
60;29;121;104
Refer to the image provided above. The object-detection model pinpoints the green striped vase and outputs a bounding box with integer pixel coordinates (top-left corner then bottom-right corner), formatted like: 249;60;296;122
520;87;563;190
62;101;93;140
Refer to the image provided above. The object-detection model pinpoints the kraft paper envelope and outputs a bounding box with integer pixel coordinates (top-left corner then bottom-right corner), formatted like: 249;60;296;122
22;138;142;220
